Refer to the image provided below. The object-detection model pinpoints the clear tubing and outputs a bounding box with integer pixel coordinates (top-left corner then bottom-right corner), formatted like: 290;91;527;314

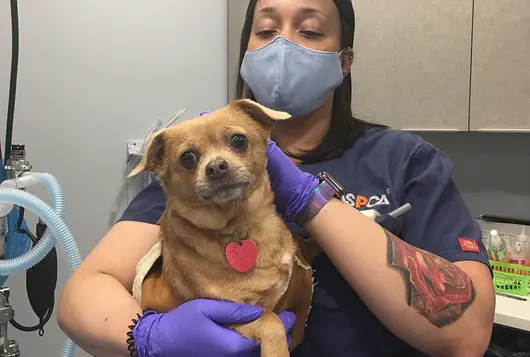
0;208;32;286
0;173;64;275
0;174;40;217
61;339;75;357
0;188;81;357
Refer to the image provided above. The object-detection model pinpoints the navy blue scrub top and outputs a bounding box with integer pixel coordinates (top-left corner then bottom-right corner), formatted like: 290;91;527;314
119;127;490;357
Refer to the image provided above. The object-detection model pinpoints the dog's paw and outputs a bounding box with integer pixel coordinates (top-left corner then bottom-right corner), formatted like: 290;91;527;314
261;346;290;357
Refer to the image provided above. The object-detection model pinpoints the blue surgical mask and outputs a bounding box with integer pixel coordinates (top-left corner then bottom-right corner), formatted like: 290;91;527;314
240;36;345;118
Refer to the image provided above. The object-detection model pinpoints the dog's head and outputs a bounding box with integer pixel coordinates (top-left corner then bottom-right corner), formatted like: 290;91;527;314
129;99;291;206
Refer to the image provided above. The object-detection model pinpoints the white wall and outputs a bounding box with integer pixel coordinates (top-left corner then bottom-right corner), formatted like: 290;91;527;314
0;1;227;355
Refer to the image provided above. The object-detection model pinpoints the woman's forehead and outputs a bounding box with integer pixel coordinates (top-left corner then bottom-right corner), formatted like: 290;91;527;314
254;0;340;20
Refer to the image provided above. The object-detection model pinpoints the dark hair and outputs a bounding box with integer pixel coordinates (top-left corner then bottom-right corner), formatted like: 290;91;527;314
235;0;388;164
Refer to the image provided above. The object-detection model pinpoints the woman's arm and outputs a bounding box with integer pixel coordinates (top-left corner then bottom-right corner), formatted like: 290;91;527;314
264;138;495;357
58;221;160;357
306;199;495;357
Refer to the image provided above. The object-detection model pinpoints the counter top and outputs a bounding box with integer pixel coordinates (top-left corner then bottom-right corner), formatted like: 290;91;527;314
495;293;530;331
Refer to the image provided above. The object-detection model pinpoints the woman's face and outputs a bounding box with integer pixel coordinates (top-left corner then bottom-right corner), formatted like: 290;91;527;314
248;0;343;53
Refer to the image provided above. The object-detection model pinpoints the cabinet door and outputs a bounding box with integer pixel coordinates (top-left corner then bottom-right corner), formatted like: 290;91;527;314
469;0;530;131
228;0;249;102
352;1;473;130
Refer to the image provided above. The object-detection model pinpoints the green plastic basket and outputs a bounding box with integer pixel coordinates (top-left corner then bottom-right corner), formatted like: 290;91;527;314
490;260;530;296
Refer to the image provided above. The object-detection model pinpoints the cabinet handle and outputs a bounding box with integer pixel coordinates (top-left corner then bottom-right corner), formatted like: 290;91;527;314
476;128;530;133
400;128;461;132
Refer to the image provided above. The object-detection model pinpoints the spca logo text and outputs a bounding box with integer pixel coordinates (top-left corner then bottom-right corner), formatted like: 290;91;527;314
342;192;390;209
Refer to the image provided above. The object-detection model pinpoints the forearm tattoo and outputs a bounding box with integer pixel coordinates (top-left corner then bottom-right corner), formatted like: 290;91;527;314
385;229;475;328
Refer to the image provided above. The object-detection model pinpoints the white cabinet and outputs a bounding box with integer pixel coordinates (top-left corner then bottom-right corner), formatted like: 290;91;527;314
351;0;473;130
469;0;530;131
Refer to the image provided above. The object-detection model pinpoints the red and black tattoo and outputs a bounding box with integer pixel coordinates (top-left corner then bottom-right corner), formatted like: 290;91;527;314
385;229;475;328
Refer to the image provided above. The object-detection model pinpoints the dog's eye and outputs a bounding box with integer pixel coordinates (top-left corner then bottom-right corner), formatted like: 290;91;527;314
230;134;248;151
180;151;197;169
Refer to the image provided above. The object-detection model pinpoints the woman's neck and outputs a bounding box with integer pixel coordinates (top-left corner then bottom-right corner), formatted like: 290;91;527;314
271;96;333;156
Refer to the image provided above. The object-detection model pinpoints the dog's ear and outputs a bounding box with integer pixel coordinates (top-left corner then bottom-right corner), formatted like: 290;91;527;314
230;99;291;129
128;130;167;178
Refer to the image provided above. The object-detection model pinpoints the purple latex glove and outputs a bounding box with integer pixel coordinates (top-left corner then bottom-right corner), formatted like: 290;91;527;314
266;140;319;222
133;299;295;357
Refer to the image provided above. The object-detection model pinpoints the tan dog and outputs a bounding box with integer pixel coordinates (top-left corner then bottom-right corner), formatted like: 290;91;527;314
128;99;313;357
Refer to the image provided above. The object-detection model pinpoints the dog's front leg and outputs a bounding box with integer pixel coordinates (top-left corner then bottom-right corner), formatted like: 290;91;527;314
230;310;290;357
141;273;181;313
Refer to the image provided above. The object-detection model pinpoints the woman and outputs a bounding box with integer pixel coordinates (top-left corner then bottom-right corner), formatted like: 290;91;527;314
58;0;495;356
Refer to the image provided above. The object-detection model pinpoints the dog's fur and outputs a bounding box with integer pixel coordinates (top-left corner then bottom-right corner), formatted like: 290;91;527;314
129;99;313;357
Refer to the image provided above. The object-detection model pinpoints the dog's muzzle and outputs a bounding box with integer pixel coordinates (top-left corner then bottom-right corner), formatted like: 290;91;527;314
197;160;251;204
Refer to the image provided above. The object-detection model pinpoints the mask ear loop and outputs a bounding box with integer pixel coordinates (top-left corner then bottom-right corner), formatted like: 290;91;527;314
339;47;354;76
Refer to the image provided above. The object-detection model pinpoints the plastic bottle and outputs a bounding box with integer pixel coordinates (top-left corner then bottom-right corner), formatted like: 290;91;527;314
511;226;527;265
519;226;529;265
482;230;491;259
490;230;510;263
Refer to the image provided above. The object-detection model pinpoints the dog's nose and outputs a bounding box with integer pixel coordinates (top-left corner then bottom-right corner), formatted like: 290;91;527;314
205;159;229;178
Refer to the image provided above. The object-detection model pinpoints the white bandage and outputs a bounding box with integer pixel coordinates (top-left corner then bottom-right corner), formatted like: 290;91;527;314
360;209;380;221
132;241;163;302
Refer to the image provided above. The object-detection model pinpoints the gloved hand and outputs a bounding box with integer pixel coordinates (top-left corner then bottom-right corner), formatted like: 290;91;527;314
133;299;296;357
266;140;319;222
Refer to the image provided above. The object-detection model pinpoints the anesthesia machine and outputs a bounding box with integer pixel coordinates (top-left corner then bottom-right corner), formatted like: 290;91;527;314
0;1;83;356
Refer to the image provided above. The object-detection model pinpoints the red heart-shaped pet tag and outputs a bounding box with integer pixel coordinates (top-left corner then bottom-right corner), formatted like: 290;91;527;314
225;240;258;273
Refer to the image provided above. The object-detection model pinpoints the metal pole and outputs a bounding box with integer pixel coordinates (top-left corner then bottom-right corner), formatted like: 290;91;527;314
0;289;19;357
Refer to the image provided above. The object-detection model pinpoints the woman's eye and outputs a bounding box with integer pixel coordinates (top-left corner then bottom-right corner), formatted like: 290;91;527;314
180;151;197;169
256;29;276;38
230;134;249;151
300;30;321;38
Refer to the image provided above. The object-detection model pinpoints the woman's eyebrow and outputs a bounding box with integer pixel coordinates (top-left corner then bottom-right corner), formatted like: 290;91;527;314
254;6;278;19
297;6;329;20
255;6;328;20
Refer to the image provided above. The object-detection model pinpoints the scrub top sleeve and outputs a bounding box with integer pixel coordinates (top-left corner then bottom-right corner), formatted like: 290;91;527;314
118;177;166;225
400;143;491;270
